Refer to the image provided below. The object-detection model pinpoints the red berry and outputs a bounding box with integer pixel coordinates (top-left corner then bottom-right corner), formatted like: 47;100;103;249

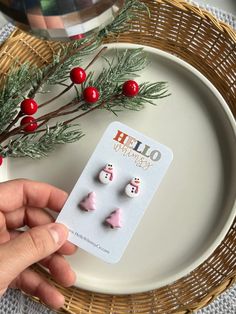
20;116;38;132
0;155;3;166
122;80;139;97
70;67;87;84
83;87;100;103
21;99;38;115
70;34;85;40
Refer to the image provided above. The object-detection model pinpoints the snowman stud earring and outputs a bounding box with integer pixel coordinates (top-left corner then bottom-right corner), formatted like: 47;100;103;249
125;177;141;198
98;163;114;184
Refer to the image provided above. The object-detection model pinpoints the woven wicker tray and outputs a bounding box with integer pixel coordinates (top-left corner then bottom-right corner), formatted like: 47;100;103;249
0;0;235;313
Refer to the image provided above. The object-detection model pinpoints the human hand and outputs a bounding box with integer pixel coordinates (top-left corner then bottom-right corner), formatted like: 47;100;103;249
0;179;77;309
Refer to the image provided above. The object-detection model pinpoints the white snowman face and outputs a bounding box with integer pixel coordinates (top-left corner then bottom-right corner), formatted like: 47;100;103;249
131;177;140;185
105;163;113;171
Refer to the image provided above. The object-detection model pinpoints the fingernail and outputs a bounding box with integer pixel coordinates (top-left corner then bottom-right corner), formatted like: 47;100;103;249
49;223;68;245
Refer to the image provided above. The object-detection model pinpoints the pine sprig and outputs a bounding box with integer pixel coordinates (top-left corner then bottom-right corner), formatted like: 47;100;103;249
45;42;107;87
102;81;170;112
51;49;170;121
0;47;170;159
137;81;171;103
0;1;171;161
84;48;149;99
4;124;84;159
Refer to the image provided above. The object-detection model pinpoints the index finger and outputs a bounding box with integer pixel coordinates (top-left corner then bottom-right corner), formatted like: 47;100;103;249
0;179;68;213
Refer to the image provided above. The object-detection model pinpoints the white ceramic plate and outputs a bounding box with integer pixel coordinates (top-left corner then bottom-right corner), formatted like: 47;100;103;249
1;43;236;294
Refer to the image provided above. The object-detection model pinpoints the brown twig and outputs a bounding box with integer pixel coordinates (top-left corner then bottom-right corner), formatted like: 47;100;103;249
85;46;107;71
36;101;85;129
39;82;74;108
63;103;103;125
62;93;121;125
0;45;108;142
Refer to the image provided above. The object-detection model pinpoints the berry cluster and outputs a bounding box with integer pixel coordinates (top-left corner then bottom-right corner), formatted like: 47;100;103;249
70;67;100;103
20;99;38;132
70;66;139;101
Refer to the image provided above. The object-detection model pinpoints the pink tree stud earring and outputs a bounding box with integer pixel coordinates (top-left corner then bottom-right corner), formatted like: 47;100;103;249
105;208;122;229
125;177;141;198
79;192;96;211
98;163;114;184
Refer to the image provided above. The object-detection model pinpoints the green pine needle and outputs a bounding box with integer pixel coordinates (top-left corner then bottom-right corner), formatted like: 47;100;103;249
5;124;84;159
0;63;33;131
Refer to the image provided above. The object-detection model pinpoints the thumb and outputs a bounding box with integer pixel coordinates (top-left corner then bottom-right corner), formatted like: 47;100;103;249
0;223;68;283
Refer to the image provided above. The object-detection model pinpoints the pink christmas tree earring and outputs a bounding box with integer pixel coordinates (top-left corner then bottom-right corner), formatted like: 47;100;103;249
105;208;122;229
125;177;141;198
98;163;114;184
79;192;96;211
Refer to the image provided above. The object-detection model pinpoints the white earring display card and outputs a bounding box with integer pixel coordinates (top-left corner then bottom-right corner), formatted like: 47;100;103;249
56;121;173;263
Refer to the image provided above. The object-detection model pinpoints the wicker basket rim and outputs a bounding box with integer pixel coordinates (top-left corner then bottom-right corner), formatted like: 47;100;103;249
162;0;236;42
